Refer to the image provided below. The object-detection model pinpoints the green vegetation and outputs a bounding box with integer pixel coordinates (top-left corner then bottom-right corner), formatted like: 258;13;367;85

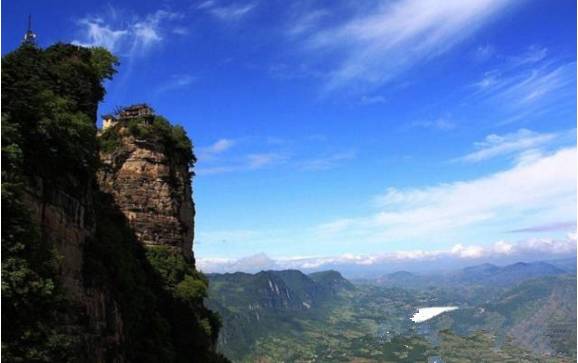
85;213;225;361
435;330;575;363
2;42;117;362
207;270;576;362
146;246;209;301
2;43;116;192
1;160;76;362
2;42;226;362
98;115;196;167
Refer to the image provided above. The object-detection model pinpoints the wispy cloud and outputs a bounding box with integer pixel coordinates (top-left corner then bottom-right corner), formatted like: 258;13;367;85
360;95;387;105
316;147;576;243
479;63;575;107
247;153;285;168
508;221;577;234
454;128;570;163
198;1;257;21
196;152;286;175
470;48;576;124
196;136;355;175
409;118;456;131
73;19;128;52
156;74;196;94
197;138;286;175
298;151;356;171
73;9;185;56
287;9;328;36
197;138;236;160
473;44;495;62
298;0;514;91
510;45;549;66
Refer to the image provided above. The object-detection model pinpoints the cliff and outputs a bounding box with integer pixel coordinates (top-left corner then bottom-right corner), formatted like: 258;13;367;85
98;124;195;260
2;43;226;362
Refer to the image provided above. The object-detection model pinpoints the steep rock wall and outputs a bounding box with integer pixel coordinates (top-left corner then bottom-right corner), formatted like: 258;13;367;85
23;177;126;362
97;132;195;261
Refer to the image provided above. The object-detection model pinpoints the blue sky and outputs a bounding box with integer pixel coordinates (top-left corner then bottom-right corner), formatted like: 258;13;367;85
3;0;576;272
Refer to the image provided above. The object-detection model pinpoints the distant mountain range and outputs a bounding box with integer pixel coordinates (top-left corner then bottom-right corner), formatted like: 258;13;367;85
207;261;576;362
374;260;570;288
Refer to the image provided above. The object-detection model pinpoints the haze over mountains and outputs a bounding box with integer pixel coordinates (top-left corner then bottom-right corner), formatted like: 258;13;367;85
198;245;577;278
373;260;573;288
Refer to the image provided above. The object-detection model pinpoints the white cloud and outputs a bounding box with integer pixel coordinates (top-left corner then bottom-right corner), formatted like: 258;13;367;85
298;151;356;171
247;153;285;169
473;44;495;62
156;74;196;94
301;0;514;91
73;9;184;56
319;147;576;243
74;18;128;52
409;118;456;131
196;136;354;175
494;63;575;106
197;253;278;273
511;45;549;66
471;59;576;124
198;138;236;160
199;1;257;21
197;234;577;273
196;137;286;175
360;95;387;105
196;151;286;175
456;129;560;163
287;9;328;36
197;1;216;10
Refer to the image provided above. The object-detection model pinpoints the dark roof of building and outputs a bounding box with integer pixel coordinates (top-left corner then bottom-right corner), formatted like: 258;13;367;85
122;104;153;111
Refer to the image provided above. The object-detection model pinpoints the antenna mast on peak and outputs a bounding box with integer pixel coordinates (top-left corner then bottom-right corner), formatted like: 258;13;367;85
22;14;37;46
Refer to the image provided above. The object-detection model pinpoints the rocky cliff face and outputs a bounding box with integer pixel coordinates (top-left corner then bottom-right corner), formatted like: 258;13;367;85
98;132;195;260
22;168;127;363
3;43;224;362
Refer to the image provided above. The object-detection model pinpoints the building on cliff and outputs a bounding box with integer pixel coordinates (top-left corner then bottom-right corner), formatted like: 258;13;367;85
102;103;155;130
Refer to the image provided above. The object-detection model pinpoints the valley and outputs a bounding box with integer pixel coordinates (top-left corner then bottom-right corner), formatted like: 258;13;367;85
206;261;577;362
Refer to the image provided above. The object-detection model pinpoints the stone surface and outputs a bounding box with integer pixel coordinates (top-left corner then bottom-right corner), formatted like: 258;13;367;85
24;176;126;361
98;132;195;261
21;121;198;362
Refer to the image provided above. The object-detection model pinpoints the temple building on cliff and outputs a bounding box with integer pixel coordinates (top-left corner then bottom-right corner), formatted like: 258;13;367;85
102;104;155;130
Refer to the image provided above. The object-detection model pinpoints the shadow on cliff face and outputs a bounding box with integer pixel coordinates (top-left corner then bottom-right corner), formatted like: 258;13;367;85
82;190;228;362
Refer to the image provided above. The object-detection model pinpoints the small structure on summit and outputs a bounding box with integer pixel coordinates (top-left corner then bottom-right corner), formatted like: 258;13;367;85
22;15;37;46
119;104;154;119
102;104;155;130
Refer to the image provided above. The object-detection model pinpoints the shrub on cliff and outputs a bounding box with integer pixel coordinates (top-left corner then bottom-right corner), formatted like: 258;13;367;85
99;114;196;168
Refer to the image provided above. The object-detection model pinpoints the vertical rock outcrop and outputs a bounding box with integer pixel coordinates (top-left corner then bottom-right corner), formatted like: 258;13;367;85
97;132;195;261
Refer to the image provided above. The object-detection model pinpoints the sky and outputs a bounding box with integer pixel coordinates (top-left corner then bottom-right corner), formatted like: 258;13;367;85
3;0;577;274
